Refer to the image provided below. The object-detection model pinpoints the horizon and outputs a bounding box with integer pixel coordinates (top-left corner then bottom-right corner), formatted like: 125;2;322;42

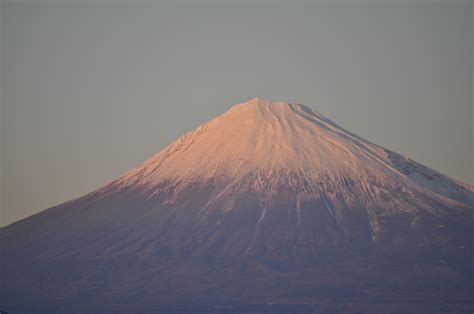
3;96;473;227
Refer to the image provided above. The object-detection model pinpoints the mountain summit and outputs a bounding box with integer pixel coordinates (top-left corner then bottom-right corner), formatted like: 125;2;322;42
121;97;393;182
1;98;473;313
119;98;473;207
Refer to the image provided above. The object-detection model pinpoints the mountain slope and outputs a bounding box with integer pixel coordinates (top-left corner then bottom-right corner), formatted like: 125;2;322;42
1;98;473;313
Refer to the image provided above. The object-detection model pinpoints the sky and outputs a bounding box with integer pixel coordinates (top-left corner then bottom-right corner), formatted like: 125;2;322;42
1;1;473;227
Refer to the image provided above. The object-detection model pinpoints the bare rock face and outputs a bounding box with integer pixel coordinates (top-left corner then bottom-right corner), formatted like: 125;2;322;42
1;98;473;313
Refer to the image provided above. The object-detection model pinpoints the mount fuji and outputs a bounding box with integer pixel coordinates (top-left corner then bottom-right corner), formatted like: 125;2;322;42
1;98;473;313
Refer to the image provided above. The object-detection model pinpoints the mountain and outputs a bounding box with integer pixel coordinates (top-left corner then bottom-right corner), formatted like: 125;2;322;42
1;98;473;313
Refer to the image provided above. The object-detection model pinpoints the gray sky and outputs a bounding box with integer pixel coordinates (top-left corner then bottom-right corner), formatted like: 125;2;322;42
1;1;473;227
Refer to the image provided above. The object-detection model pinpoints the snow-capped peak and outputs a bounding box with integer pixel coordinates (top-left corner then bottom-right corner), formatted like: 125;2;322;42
119;98;393;185
112;98;473;208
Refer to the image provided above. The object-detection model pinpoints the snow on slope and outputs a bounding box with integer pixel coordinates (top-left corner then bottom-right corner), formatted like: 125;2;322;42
115;98;473;207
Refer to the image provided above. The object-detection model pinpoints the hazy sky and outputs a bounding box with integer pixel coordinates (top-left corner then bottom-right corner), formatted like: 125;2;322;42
1;1;473;226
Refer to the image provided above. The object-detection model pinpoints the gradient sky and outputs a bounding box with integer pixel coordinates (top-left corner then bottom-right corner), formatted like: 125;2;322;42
1;1;473;226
